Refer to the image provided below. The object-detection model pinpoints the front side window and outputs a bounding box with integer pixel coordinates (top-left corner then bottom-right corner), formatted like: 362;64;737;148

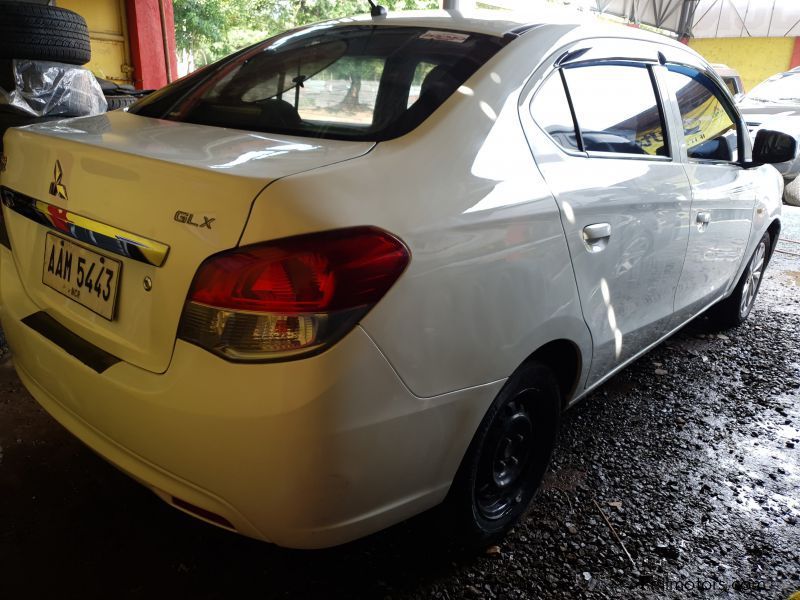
131;26;507;141
563;63;668;157
666;66;739;162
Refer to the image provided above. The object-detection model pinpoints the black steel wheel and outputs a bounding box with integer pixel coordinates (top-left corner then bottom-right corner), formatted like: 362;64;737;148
444;362;561;547
474;393;536;521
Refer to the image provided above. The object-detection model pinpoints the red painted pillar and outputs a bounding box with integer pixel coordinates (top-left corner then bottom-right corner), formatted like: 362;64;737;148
790;37;800;69
126;0;179;90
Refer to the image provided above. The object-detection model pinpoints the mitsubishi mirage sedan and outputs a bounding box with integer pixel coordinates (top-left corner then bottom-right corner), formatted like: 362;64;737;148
0;11;794;549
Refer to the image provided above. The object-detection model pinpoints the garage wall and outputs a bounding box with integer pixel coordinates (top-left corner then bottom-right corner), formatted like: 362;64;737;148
56;0;133;84
125;0;178;89
688;37;797;91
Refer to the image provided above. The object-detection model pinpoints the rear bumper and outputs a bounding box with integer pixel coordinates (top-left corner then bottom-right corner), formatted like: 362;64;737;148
0;246;500;548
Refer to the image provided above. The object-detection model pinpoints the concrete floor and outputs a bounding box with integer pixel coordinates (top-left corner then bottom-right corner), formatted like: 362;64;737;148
0;208;798;600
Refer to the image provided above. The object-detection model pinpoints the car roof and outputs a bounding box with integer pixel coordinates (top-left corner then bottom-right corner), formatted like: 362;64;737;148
337;9;691;52
338;8;570;37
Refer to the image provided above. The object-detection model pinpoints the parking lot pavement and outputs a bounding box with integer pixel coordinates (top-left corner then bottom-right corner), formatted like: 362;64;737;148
1;209;799;600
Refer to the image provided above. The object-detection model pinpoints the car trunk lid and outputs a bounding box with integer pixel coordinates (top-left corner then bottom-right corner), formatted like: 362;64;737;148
0;111;374;373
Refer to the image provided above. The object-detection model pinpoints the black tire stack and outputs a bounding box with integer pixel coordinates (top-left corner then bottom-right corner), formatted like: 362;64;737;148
0;2;91;153
0;2;140;153
0;2;92;66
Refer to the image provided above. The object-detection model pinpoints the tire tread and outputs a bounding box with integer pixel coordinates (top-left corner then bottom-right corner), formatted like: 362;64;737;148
0;2;90;65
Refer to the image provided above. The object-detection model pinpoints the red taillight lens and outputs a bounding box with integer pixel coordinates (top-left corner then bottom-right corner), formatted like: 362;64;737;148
187;227;409;313
178;227;410;361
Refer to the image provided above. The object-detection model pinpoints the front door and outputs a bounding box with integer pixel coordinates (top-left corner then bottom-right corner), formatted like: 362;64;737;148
660;65;756;320
525;59;692;387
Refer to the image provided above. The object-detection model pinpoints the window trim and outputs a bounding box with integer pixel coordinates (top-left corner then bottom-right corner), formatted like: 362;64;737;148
528;69;587;157
559;67;585;153
560;60;673;162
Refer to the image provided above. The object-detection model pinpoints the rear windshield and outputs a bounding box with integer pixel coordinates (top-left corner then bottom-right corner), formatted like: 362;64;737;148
130;25;508;141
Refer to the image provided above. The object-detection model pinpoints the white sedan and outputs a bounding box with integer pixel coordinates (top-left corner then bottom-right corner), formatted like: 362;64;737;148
0;10;793;548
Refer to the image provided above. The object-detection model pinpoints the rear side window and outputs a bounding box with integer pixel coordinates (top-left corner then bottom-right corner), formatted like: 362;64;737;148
131;26;508;142
530;72;580;152
563;63;668;157
665;66;739;162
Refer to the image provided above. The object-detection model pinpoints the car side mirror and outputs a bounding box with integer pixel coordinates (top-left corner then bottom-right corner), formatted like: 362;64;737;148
733;92;745;103
752;129;797;165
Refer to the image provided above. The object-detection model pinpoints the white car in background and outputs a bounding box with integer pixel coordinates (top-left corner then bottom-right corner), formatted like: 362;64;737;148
0;10;793;548
738;68;800;205
711;62;745;100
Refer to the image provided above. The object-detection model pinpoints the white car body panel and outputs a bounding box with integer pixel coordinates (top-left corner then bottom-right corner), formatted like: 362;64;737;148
240;25;592;398
0;13;785;547
0;112;372;372
673;163;755;316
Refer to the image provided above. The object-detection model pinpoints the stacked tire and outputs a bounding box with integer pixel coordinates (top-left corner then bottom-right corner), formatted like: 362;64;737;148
0;2;137;153
0;1;92;66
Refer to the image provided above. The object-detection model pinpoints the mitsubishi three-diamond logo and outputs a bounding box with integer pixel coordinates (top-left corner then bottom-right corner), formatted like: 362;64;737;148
49;160;68;201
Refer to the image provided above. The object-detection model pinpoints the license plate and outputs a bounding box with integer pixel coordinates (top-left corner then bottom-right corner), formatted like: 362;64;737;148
42;233;121;320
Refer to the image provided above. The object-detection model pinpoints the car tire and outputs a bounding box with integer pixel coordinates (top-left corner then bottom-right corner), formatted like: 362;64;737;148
105;95;138;111
443;362;561;549
784;177;800;207
0;2;91;66
705;232;771;329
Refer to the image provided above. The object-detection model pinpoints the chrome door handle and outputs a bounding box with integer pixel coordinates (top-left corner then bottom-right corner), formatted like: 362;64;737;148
582;222;611;253
696;210;711;232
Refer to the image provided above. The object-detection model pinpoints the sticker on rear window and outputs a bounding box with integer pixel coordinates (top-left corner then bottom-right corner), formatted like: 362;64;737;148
419;31;469;43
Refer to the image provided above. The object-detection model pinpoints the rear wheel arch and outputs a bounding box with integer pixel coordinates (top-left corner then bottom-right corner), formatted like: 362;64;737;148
519;339;582;407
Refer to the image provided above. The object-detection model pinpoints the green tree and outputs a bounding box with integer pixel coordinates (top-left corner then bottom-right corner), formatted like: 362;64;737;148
174;0;440;68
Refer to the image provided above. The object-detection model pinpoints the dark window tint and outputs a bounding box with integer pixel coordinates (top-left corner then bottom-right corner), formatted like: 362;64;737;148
563;63;668;157
131;26;507;142
530;71;579;151
666;66;738;162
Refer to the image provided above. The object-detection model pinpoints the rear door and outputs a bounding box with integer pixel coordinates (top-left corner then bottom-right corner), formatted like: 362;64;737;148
522;45;692;387
659;64;756;321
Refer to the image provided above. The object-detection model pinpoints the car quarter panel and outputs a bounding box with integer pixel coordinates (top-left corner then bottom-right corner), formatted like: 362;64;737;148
239;25;593;399
0;242;506;547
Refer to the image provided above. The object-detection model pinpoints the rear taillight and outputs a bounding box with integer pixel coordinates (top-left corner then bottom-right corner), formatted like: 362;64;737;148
177;226;410;361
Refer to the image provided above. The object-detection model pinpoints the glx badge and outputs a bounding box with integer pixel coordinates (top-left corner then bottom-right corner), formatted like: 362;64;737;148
175;210;214;229
49;160;68;201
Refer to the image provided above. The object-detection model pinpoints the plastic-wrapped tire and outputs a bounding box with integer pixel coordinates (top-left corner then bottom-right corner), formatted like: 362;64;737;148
105;95;139;111
784;176;800;207
0;2;91;66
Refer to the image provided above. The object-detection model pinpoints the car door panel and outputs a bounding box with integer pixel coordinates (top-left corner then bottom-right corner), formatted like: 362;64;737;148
539;158;691;384
660;65;757;321
522;60;692;388
673;165;755;318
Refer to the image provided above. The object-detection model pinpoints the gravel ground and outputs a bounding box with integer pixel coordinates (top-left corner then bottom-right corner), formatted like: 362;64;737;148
1;209;799;600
